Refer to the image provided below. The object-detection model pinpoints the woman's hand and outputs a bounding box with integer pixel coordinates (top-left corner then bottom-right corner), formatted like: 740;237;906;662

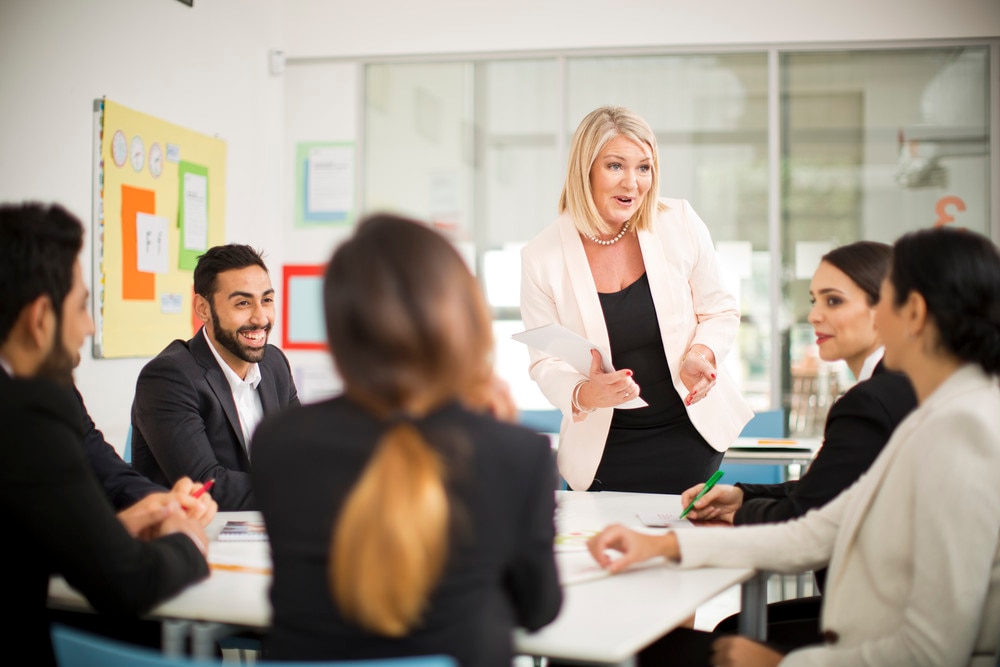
679;483;742;523
587;523;678;573
680;344;717;405
710;635;784;667
574;350;640;421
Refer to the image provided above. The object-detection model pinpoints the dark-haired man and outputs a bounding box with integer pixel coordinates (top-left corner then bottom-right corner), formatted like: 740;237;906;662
131;244;300;510
0;201;210;665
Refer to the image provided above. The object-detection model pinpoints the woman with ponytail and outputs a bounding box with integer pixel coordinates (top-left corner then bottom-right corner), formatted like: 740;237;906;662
252;213;562;665
587;226;1000;666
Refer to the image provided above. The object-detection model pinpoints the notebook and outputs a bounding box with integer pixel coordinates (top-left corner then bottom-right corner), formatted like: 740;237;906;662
217;520;268;542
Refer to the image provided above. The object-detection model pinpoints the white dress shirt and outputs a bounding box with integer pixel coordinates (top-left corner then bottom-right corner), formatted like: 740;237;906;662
202;329;264;457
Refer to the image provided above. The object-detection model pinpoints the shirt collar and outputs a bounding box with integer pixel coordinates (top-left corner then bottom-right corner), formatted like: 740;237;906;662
0;354;12;377
857;346;884;382
202;328;262;391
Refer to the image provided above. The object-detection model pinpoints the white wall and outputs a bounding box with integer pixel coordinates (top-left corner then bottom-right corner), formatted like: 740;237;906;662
0;0;284;451
281;0;1000;58
0;0;997;453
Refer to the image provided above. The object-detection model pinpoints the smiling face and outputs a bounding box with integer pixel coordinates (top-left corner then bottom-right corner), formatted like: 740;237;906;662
589;135;653;230
197;265;274;377
808;260;880;378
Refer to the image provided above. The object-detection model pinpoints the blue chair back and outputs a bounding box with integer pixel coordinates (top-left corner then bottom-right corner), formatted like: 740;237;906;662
51;624;459;667
518;409;562;434
719;409;788;485
123;424;133;464
738;409;786;438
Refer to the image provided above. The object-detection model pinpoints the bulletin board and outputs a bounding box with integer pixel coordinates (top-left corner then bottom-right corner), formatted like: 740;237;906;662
92;98;227;358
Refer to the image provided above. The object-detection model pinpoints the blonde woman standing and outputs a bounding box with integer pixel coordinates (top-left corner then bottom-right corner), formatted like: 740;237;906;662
520;105;752;493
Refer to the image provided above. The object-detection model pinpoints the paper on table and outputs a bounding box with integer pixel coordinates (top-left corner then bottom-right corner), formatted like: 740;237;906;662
512;323;647;408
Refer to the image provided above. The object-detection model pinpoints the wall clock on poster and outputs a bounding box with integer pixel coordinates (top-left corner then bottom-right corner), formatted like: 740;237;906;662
148;142;163;178
130;134;145;173
111;130;128;167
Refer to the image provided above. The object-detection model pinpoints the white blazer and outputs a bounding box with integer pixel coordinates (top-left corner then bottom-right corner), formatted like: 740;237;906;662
519;198;753;490
676;364;1000;666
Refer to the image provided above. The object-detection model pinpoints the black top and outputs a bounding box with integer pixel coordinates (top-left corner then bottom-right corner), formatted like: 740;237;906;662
600;273;688;429
252;398;562;667
1;371;209;667
591;273;720;494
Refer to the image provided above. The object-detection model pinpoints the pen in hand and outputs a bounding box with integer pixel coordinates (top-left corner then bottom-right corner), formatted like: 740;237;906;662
678;470;724;519
191;479;215;499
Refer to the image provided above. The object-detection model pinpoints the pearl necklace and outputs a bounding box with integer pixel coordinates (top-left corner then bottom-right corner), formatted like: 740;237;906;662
584;220;631;246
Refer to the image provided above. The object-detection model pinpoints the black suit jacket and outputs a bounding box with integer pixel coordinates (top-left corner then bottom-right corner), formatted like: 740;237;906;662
734;362;917;524
0;367;164;510
734;362;917;590
0;371;208;667
75;387;165;509
252;398;563;667
131;329;300;510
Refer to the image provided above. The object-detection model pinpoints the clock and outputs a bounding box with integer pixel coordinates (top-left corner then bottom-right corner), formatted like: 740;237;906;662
130;134;145;172
148;142;163;178
111;130;127;167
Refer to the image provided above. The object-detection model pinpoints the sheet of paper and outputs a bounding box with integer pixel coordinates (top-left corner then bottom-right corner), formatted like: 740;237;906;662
182;171;208;251
307;145;353;214
512;323;647;409
635;512;691;528
135;212;169;274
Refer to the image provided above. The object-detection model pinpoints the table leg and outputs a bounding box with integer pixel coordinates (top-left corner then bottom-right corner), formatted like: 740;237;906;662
739;572;768;640
161;619;191;657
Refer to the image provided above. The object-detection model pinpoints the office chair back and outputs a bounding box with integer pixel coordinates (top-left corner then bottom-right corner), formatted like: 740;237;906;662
719;409;788;485
51;624;459;667
123;424;133;463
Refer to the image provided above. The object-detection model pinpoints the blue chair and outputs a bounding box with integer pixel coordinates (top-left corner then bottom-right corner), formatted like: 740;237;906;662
51;623;458;667
123;424;132;464
518;409;562;434
518;409;568;490
719;409;788;485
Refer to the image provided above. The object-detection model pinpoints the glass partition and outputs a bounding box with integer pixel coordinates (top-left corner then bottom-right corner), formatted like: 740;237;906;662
359;42;995;422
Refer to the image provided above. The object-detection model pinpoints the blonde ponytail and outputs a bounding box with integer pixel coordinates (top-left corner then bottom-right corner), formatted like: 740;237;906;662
329;423;449;636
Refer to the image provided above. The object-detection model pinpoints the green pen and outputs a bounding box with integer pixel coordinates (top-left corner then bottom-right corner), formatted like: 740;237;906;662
678;470;725;519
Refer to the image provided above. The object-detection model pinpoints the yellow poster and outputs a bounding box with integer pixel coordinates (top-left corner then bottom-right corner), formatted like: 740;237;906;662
95;98;226;358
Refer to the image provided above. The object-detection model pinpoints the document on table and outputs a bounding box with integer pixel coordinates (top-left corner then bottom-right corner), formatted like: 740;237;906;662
512;323;647;409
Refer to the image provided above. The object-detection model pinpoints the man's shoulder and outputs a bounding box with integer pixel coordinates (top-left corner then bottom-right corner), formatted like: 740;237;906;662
139;336;204;376
1;377;83;432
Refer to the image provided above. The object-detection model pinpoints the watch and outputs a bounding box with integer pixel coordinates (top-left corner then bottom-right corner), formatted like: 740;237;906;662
130;134;145;172
148;142;163;178
111;130;127;167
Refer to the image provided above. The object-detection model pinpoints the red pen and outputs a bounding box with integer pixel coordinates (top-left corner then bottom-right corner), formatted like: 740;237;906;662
192;479;215;498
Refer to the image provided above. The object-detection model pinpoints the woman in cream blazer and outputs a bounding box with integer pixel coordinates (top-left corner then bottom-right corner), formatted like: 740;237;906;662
519;106;752;493
521;199;752;491
588;226;1000;667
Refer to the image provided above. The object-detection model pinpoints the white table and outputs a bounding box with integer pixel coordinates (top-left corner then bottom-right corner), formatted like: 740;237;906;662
49;495;760;665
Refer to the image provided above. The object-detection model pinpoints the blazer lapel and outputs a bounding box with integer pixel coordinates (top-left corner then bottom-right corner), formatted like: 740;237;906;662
256;356;280;415
558;215;612;355
190;331;247;447
638;228;689;373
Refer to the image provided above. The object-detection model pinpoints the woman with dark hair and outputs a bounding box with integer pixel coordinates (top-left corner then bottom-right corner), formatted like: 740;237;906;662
251;213;561;666
666;241;918;651
682;241;915;529
587;226;1000;666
